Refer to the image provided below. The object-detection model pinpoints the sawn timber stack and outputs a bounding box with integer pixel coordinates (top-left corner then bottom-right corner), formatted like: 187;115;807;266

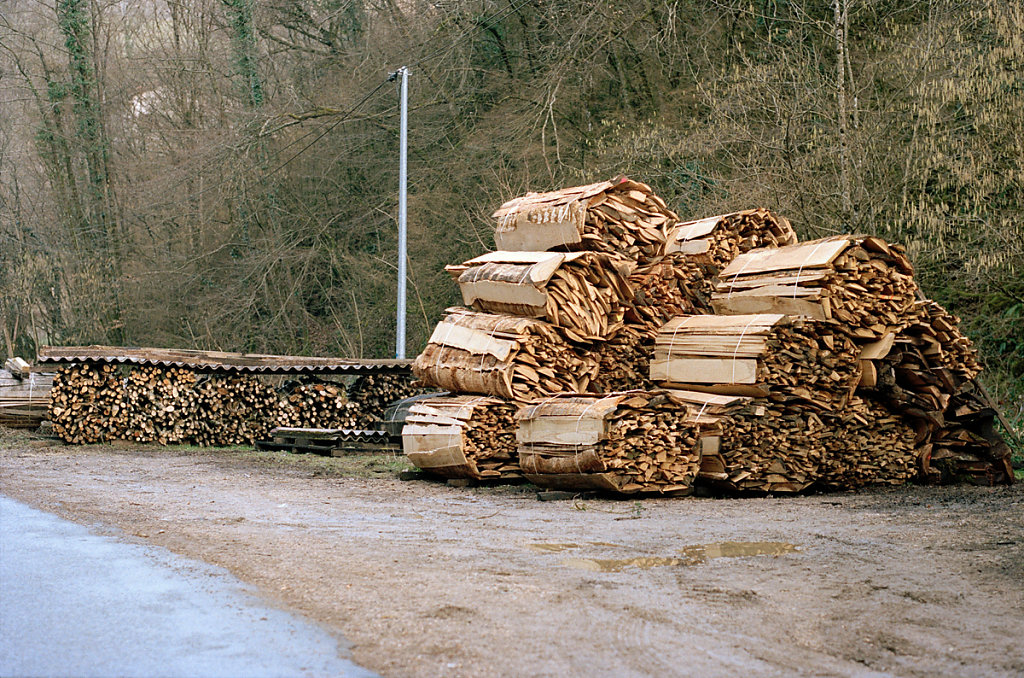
491;177;676;266
664;208;798;269
516;391;715;494
412;308;599;400
650;313;861;411
713;235;923;340
402;395;520;480
446;251;634;343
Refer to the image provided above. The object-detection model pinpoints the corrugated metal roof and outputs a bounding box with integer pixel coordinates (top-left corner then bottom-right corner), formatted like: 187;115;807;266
36;345;412;375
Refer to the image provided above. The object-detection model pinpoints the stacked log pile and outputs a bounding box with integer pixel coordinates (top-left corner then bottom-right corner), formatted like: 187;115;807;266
651;314;860;410
119;366;200;444
664;208;798;268
668;384;831;493
516;391;714;494
818;396;918;489
46;363;418;446
346;373;429;429
587;327;655;393
446;251;634;343
626;256;716;334
491;177;677;266
412;308;599;400
190;374;279;446
49;364;126;444
278;381;362;430
402;395;520;480
712;236;923;340
407;177;1011;493
859;306;1013;485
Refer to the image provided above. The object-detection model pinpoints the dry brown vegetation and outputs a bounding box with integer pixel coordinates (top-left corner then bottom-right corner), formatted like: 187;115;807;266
1;0;1020;435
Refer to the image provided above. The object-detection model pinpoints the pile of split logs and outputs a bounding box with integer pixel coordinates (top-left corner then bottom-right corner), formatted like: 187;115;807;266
406;175;1013;492
47;365;424;447
403;396;520;479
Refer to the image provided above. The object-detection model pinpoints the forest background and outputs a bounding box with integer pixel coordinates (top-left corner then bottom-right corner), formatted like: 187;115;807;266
1;0;1021;435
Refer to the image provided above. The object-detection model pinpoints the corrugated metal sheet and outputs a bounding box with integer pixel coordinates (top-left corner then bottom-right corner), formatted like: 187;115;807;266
36;345;412;375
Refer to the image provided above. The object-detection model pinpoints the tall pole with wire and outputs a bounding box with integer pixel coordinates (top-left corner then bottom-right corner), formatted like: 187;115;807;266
395;66;409;359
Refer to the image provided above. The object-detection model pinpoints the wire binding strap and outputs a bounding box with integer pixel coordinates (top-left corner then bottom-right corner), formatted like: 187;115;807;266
731;316;761;384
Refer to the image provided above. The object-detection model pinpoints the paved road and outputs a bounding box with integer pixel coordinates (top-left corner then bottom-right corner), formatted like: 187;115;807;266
0;495;376;678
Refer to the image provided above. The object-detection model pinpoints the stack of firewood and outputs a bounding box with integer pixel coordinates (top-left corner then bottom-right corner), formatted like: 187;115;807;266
412;308;599;400
626;256;716;334
858;309;1013;485
492;177;677;266
516;391;715;494
406;176;1012;493
664;208;798;268
278;381;362;430
118;366;199;444
278;383;362;430
587;326;656;393
818;395;918;489
669;388;830;493
713;236;923;340
446;251;634;343
190;374;279;446
402;395;520;479
49;364;127;444
651;314;860;411
346;373;429;429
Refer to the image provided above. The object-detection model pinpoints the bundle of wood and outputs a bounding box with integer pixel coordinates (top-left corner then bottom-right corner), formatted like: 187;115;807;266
190;374;279;446
860;332;1012;485
278;381;362;430
49;364;126;444
347;372;429;428
664;208;798;269
492;177;676;266
516;391;713;494
445;251;634;343
907;300;983;377
925;379;1014;485
651;314;860;412
413;308;599;400
712;236;923;340
0;364;52;429
119;366;199;444
586;326;655;393
819;396;918;489
402;395;520;479
669;389;829;493
625;255;716;333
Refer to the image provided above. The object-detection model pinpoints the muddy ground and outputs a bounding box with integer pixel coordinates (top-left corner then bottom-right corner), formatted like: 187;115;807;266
2;430;1022;678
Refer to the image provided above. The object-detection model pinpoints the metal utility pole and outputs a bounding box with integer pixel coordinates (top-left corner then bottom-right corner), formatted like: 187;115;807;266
395;66;409;359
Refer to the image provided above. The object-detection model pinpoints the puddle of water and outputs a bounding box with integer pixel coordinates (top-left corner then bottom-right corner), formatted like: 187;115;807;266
527;541;624;553
527;543;580;553
559;541;799;572
679;541;799;564
562;556;682;572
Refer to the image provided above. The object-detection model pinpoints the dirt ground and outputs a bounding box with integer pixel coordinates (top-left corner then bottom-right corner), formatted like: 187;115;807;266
2;430;1022;678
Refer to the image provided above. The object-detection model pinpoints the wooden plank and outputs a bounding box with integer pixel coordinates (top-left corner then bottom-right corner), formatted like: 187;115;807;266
711;295;828;319
517;416;607;446
458;279;548;311
425;321;516;360
523;472;626;493
650;356;759;385
494;215;582;252
718;238;850;277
